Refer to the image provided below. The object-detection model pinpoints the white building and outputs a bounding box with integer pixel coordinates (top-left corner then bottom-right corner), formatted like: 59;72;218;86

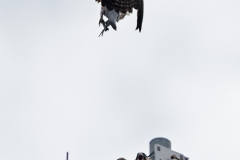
148;138;189;160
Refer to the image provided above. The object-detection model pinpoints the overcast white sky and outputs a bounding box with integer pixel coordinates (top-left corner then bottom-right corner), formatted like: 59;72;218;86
1;0;240;160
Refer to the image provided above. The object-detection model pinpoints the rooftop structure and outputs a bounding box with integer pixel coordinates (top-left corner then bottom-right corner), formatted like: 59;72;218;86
149;138;189;160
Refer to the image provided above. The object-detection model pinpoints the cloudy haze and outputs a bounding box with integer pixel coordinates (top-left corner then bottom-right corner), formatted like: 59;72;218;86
0;0;240;160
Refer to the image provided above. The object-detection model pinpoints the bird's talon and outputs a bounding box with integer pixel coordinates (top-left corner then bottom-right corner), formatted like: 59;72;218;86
98;27;109;37
98;30;105;37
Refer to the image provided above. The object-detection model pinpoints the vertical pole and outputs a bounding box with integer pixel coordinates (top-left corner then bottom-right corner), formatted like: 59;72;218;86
66;152;69;160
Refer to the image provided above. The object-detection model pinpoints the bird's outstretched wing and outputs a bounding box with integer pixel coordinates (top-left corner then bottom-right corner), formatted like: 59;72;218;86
95;0;144;32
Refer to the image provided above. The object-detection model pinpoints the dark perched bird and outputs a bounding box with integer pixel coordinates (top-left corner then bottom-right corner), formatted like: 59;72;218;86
95;0;144;36
171;155;180;160
117;158;127;160
117;152;149;160
135;152;149;160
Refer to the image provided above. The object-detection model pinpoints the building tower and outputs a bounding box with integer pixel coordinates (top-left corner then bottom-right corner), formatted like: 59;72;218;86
149;138;189;160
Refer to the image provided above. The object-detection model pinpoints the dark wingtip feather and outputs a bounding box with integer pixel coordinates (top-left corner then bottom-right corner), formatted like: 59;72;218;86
135;0;144;32
135;26;142;32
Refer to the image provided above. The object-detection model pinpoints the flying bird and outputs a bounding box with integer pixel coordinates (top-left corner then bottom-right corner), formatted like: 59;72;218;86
95;0;144;36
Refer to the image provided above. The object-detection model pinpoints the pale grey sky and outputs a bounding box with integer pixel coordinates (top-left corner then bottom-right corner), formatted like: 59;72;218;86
0;1;240;160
